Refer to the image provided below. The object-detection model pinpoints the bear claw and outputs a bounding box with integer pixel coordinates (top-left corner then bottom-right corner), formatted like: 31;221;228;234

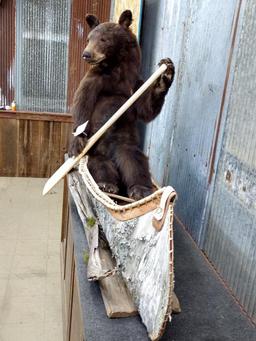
157;58;175;89
128;185;153;201
98;182;119;194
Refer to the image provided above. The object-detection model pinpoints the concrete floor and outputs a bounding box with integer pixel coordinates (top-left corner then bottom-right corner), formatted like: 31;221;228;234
0;177;63;341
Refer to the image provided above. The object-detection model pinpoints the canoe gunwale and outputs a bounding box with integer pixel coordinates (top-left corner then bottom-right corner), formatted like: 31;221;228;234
79;157;177;220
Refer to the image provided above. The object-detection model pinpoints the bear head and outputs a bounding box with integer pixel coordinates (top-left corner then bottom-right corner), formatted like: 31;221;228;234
82;10;139;67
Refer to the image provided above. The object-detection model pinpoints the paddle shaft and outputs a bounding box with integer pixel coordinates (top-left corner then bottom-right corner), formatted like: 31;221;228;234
43;63;167;195
75;63;167;161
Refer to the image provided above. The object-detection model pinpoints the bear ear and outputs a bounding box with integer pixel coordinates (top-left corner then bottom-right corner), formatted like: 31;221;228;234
118;10;132;29
85;14;100;29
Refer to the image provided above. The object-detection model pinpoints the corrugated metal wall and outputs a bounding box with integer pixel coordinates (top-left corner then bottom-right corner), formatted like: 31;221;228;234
140;0;255;323
203;0;256;322
140;0;239;241
0;0;15;106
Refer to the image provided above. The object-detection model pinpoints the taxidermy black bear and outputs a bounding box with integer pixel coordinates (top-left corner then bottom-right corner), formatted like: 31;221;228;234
69;10;175;200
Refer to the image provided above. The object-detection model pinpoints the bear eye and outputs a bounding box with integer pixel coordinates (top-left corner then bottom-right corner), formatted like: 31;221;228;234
100;38;106;42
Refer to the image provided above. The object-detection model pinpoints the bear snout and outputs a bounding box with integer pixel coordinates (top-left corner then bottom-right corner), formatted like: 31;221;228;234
82;51;92;60
82;49;106;65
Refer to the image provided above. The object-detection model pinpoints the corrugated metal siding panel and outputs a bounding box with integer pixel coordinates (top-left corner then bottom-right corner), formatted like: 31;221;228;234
141;0;187;184
203;0;256;322
141;0;238;241
0;0;15;106
15;0;71;112
67;0;111;109
141;0;255;322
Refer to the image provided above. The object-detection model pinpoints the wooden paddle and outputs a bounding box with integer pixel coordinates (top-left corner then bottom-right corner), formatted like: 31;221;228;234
43;63;167;195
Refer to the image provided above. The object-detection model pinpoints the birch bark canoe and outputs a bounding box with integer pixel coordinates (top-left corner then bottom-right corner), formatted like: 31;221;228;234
68;157;178;340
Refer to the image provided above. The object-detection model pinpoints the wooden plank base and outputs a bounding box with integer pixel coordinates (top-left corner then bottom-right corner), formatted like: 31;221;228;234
98;247;138;318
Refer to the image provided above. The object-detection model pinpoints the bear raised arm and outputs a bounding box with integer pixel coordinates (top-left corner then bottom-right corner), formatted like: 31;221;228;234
69;10;174;200
134;58;175;122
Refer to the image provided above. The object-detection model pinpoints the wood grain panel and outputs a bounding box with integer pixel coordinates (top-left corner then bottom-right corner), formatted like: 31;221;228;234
29;120;41;176
16;119;27;176
49;121;61;174
0;114;72;177
0;118;17;176
69;270;84;341
0;110;73;123
39;121;52;177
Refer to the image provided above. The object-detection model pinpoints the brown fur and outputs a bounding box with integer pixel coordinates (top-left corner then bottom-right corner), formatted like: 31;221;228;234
69;10;175;200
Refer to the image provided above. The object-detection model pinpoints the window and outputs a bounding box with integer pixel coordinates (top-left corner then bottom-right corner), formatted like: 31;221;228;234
15;0;71;112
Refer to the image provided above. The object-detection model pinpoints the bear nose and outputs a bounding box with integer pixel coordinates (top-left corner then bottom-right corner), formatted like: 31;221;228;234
82;51;91;60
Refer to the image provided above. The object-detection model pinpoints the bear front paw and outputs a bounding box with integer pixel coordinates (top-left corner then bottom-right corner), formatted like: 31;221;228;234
98;182;119;194
157;58;175;91
128;185;153;201
68;136;88;157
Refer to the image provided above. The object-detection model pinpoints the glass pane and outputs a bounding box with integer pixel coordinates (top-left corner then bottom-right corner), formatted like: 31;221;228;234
16;0;71;112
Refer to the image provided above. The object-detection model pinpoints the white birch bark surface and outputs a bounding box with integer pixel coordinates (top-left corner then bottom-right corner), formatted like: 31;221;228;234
68;160;176;340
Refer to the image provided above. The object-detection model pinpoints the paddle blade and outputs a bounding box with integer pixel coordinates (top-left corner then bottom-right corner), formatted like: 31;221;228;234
42;157;78;195
72;120;89;136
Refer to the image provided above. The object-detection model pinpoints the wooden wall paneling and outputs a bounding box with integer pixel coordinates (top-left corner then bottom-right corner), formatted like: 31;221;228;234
38;120;52;177
61;177;69;264
0;111;73;123
49;121;61;175
69;268;84;341
16;119;28;177
0;118;17;176
28;120;41;176
62;277;68;341
49;122;60;173
0;115;72;178
37;120;72;177
60;122;72;163
17;119;40;177
61;180;69;341
48;121;73;177
65;222;75;341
